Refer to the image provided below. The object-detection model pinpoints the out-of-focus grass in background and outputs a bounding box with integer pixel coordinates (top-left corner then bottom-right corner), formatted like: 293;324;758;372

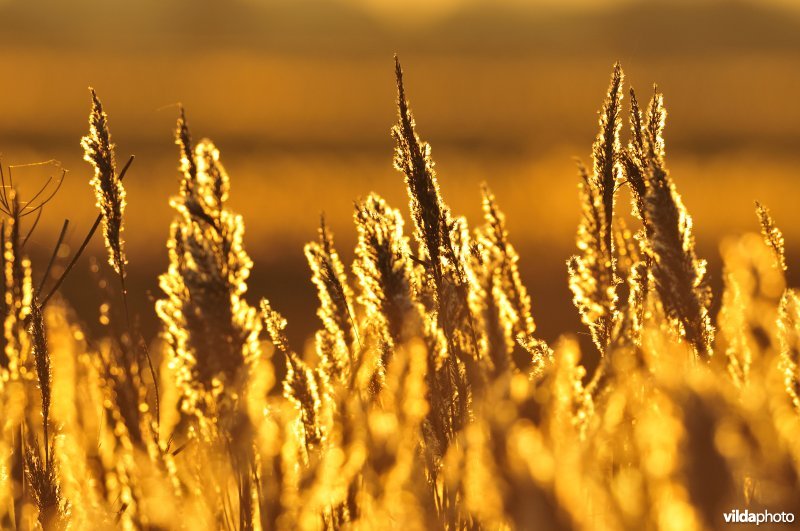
2;0;799;345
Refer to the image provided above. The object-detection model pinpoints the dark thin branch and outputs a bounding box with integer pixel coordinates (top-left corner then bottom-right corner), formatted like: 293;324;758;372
20;171;66;218
21;176;53;211
21;208;43;249
37;219;70;296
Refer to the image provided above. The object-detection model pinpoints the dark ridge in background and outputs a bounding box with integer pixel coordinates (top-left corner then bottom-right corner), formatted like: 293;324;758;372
2;1;800;56
3;1;800;153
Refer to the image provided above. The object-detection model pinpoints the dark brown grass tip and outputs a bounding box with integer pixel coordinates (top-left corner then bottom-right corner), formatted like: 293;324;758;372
28;301;52;452
394;55;411;132
176;106;196;184
83;87;116;177
24;435;61;528
755;201;787;271
629;87;645;154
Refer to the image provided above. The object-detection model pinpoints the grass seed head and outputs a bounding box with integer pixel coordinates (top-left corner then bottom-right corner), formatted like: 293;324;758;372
82;88;127;276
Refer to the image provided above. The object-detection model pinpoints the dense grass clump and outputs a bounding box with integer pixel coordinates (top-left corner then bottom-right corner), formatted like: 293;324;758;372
0;60;799;530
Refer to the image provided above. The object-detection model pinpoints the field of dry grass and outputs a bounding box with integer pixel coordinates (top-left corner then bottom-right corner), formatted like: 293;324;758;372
0;53;799;529
4;1;800;347
2;1;800;529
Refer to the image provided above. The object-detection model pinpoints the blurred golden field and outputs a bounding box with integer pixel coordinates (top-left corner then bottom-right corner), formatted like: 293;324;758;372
2;1;800;529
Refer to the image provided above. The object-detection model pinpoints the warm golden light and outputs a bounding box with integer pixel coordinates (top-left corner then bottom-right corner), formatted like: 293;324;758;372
1;1;800;529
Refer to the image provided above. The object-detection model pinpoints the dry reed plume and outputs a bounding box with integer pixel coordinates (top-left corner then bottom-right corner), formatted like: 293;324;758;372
0;60;798;531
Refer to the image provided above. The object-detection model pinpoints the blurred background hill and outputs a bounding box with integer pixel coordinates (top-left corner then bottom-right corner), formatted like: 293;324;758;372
1;0;799;347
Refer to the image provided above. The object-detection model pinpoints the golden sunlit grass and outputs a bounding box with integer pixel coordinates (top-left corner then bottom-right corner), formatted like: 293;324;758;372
1;58;799;530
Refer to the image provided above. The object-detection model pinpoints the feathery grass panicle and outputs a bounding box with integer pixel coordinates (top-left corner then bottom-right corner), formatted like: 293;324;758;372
593;63;624;245
353;194;419;346
264;300;324;452
616;87;667;351
260;299;293;362
625;260;650;346
176;106;198;197
604;218;648;347
476;185;549;373
517;334;554;380
622;89;648;226
569;64;624;353
306;217;359;384
259;298;293;405
392;57;450;272
24;436;62;529
393;58;482;396
479;184;536;340
644;167;713;357
644;88;667;164
391;58;473;309
624;86;666;239
80;92;157;426
628;88;645;157
778;290;800;413
569;162;614;352
611;219;639;296
755;201;787;272
157;113;262;425
353;194;423;391
443;215;483;355
623;87;713;357
28;301;52;452
393;60;477;350
82;88;127;277
26;300;62;527
475;264;514;376
619;87;654;346
196;141;230;223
